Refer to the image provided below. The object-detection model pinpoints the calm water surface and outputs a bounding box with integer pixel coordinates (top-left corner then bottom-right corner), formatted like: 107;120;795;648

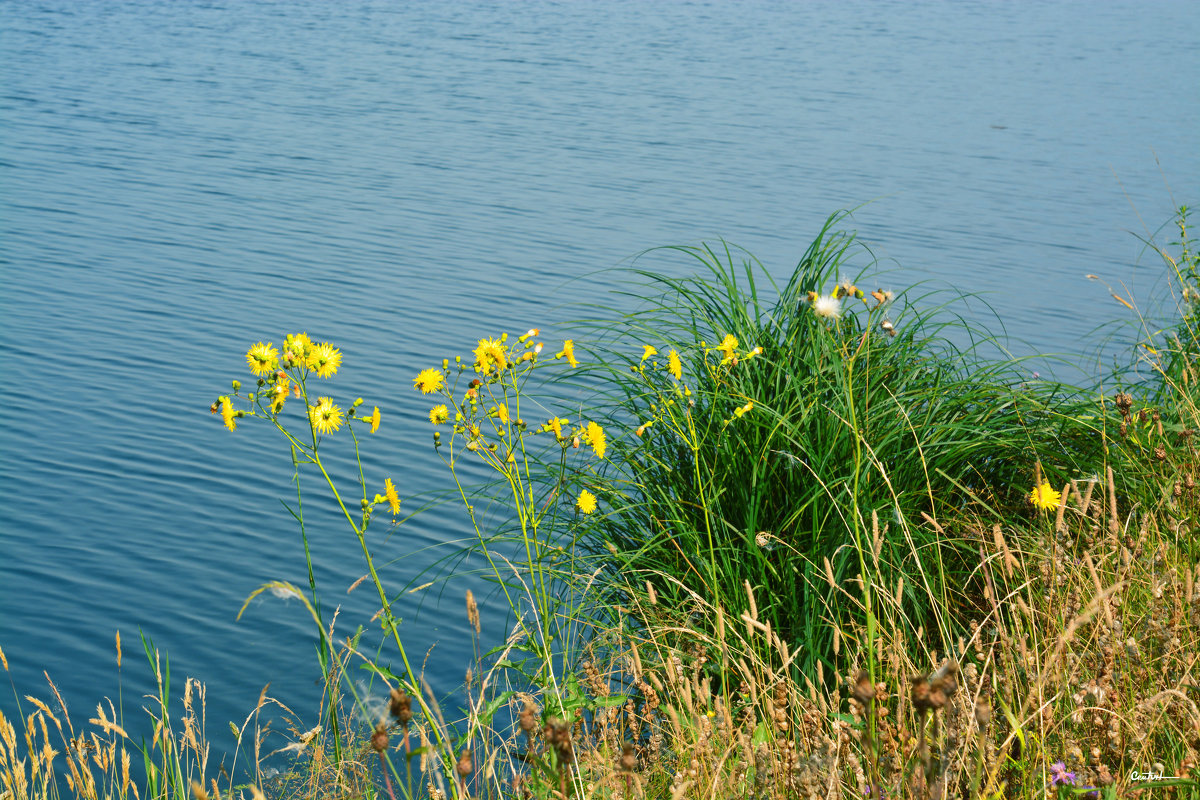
1;0;1197;770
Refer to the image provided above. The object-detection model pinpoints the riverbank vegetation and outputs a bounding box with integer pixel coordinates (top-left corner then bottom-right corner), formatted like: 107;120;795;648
3;208;1199;799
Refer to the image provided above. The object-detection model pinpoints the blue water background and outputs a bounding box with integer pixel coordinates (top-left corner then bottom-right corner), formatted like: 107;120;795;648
1;0;1197;773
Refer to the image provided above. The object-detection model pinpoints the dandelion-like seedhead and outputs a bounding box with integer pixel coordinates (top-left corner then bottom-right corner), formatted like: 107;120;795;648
812;294;842;320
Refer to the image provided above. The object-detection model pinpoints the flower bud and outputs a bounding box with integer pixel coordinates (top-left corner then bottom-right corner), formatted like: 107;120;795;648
353;397;363;408
231;380;241;392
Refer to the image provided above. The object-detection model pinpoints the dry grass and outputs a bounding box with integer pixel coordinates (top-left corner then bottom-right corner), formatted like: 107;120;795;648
489;474;1198;799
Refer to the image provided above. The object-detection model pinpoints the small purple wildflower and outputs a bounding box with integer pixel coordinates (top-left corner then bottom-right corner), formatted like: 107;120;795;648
1048;760;1077;787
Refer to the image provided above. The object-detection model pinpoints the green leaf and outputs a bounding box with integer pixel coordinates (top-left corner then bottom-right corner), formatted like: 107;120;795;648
476;691;516;726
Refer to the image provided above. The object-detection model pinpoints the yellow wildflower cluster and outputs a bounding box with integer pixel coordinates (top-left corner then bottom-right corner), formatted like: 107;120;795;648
474;338;508;374
217;334;359;434
274;333;342;378
692;336;762;366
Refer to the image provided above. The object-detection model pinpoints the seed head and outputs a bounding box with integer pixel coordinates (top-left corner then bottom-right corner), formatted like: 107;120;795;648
371;723;389;753
974;696;991;728
911;678;933;712
389;688;413;727
852;670;876;705
619;743;636;772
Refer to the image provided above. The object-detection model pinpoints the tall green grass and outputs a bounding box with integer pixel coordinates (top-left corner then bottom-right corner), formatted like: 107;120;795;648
578;212;1106;677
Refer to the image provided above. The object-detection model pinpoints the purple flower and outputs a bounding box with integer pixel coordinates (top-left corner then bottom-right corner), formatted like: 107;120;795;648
1049;761;1077;787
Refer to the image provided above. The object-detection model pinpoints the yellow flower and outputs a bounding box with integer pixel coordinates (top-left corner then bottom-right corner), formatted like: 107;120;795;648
287;332;314;363
271;381;289;412
546;416;568;438
717;334;738;361
667;350;682;380
641;345;657;362
384;477;401;516
220;396;236;431
368;406;381;433
734;401;754;418
414;368;445;394
429;405;449;425
585;421;606;460
473;338;508;374
308;342;342;378
561;339;578;368
246;342;279;376
308;397;343;434
495;404;510;424
1029;482;1061;511
576;489;597;515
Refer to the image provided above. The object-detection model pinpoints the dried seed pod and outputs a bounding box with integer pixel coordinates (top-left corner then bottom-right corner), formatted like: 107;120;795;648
389;688;413;727
466;590;481;634
852;670;876;705
911;678;933;712
619;743;636;772
519;700;538;737
456;749;473;777
974;696;991;728
371;723;390;753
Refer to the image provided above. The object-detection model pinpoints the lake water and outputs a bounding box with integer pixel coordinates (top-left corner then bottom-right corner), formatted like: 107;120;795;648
1;0;1197;775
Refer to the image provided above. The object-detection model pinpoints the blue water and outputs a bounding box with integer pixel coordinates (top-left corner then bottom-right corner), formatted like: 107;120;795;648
1;0;1197;773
